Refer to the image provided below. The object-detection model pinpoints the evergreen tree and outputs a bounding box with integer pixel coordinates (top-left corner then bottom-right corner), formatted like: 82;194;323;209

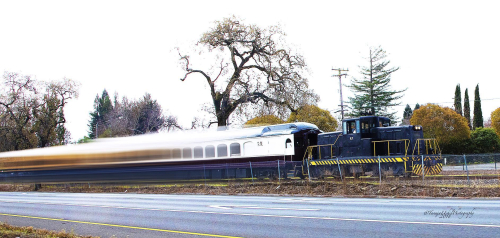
347;46;406;121
87;89;114;138
473;84;483;129
414;103;420;111
403;104;413;119
454;84;462;115
464;88;472;129
401;104;413;125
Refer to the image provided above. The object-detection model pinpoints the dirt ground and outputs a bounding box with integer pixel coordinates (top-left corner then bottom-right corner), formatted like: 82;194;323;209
1;178;499;198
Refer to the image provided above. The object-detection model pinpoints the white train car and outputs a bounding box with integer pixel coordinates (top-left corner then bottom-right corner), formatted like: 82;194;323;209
0;123;320;183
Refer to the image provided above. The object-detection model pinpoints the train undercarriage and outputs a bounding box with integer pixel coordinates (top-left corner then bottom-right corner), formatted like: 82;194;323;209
302;156;443;179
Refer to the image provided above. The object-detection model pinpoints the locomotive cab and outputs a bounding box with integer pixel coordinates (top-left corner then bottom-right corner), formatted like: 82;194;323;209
343;116;391;138
338;116;392;157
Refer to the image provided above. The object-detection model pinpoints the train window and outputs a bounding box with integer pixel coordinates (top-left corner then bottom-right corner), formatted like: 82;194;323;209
205;145;215;158
182;148;192;159
361;119;372;134
380;118;391;127
164;150;172;159
285;138;292;148
217;144;228;157
193;146;203;158
172;149;181;159
230;143;241;156
344;121;358;134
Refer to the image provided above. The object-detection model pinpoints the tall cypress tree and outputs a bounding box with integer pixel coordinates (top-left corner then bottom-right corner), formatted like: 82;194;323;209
473;84;483;129
401;104;413;125
454;84;462;115
414;103;420;111
464;88;471;129
403;104;413;119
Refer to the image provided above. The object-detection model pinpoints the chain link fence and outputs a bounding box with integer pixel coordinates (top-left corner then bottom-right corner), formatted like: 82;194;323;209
441;153;500;176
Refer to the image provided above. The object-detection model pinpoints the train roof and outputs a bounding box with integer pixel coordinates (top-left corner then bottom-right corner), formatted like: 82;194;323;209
342;115;391;122
0;122;319;159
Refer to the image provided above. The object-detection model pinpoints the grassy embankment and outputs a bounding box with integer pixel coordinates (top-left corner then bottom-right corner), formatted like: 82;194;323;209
0;222;97;238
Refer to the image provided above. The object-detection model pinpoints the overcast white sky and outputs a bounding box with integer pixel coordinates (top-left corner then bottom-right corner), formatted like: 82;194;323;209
1;0;499;140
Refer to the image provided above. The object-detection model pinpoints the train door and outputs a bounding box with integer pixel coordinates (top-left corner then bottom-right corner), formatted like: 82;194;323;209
341;119;363;157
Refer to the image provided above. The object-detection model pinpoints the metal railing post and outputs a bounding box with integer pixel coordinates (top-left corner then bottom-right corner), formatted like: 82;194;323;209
278;160;281;183
464;154;470;184
249;161;254;184
387;142;390;156
307;158;311;182
337;157;342;182
203;164;206;187
421;155;425;182
378;155;381;184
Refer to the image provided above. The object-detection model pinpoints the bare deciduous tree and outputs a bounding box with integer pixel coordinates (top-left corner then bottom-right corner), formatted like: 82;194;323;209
0;72;79;151
179;16;318;127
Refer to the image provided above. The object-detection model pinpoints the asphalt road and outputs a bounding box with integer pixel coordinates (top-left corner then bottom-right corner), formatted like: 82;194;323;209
1;192;499;238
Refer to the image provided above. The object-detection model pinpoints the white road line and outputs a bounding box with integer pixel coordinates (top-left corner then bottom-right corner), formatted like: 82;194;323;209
209;205;319;211
1;200;499;228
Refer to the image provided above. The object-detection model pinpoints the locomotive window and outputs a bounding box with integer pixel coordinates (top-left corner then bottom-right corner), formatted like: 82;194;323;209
361;121;369;133
182;148;192;159
205;145;215;158
193;146;203;158
172;149;181;159
380;118;391;127
360;118;374;134
217;144;228;157
344;121;359;134
230;143;241;156
285;138;292;148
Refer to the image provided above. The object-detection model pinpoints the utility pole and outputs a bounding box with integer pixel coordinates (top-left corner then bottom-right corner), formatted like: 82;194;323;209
332;68;349;120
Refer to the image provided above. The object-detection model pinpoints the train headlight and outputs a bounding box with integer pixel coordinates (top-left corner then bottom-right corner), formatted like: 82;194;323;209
413;125;422;131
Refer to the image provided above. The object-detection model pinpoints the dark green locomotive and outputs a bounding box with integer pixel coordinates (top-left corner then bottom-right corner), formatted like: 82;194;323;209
302;116;442;178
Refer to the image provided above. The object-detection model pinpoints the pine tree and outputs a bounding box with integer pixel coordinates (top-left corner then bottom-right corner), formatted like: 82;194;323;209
473;84;483;129
464;88;471;129
347;46;406;121
454;84;462;115
87;89;114;138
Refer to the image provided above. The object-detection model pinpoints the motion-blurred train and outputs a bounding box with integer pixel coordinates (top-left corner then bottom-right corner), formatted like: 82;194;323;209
0;116;442;183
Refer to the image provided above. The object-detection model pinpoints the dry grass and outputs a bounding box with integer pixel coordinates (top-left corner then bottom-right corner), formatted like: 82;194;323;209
2;178;499;198
0;222;97;238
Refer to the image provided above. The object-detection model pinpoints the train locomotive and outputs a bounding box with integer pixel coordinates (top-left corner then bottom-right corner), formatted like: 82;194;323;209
304;116;442;179
0;116;442;183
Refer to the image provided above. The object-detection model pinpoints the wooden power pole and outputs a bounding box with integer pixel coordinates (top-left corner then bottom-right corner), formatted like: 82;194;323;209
332;68;349;120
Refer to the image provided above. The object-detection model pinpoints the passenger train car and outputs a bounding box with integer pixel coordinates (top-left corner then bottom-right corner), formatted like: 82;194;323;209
0;123;320;183
0;116;442;183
